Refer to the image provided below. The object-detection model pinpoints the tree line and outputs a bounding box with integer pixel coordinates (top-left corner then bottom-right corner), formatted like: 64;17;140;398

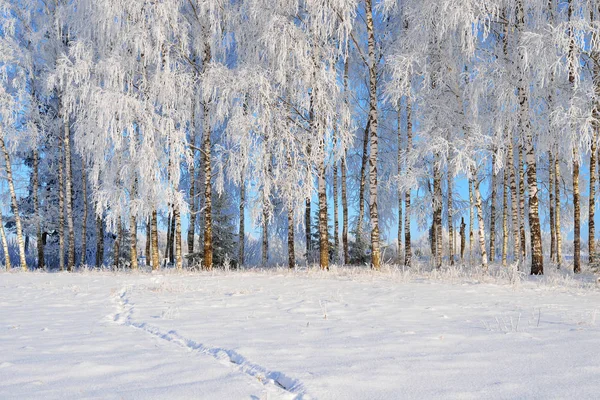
0;0;598;275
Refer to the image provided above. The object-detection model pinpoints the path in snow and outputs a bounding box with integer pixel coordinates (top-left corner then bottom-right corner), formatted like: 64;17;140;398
1;267;600;399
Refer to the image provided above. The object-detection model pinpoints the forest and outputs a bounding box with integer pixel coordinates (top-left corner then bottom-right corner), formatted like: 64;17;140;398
0;0;598;276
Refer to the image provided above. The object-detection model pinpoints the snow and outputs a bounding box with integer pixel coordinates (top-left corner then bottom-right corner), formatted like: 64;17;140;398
2;266;600;399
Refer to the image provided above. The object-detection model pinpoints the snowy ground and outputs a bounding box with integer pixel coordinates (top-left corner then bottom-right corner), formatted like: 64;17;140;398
2;265;600;399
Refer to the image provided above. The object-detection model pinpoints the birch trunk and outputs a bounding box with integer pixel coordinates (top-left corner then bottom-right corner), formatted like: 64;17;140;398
239;176;245;267
519;146;527;262
447;165;454;266
318;151;329;271
404;95;412;267
262;201;268;267
468;178;474;264
473;175;489;271
357;119;369;242
305;198;311;262
164;212;172;266
0;208;10;270
365;0;380;270
169;207;175;265
397;106;403;263
333;159;339;263
0;132;27;270
151;209;159;270
589;133;597;265
34;150;44;269
188;106;197;255
174;205;182;270
64;116;75;271
58;135;65;271
341;54;350;265
555;154;563;268
549;152;556;263
95;209;104;268
489;153;497;263
574;151;581;273
288;209;295;269
114;218;121;269
145;217;151;266
129;213;138;270
433;156;442;269
502;160;509;267
81;158;87;266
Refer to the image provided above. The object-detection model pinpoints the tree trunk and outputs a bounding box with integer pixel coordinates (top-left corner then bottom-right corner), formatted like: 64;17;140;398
164;212;172;266
202;103;213;270
151;209;159;270
469;178;474;264
404;95;412;267
365;0;380;270
81;158;87;267
549;152;556;263
169;206;175;265
589;135;597;265
397;106;403;264
130;213;138;270
318;150;329;271
34;150;44;269
262;195;269;267
574;150;581;273
341;52;350;266
58;134;65;271
333;158;339;263
357;119;369;243
502;159;509;267
114;218;121;269
519;145;526;261
489;152;497;263
433;156;442;269
95;208;104;269
460;217;466;260
305;197;311;262
0;208;10;270
509;137;520;264
473;174;489;271
0;132;27;270
447;164;454;266
555;154;563;268
239;176;245;267
174;205;182;270
188;106;197;256
64;116;75;271
145;216;151;266
288;208;295;269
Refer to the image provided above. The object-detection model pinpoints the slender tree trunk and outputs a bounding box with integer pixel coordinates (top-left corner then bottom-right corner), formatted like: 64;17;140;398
174;205;182;270
341;157;349;265
288;208;295;269
188;106;197;256
519;146;527;262
151;209;159;270
145;216;151;266
397;106;403;263
58;135;65;271
549;152;556;263
489;153;497;263
0;208;10;270
502;160;509;267
365;0;380;270
404;96;412;267
460;217;466;260
0;132;27;270
34;150;44;269
165;212;172;266
433;156;442;269
574;150;581;273
333;158;339;263
202;104;213;270
239;176;245;267
447;164;454;266
262;199;268;267
114;218;121;269
64;116;75;271
555;154;563;268
130;213;138;270
589;136;597;265
81;158;87;267
469;178;474;264
95;208;104;269
357;119;369;242
473;175;489;271
305;197;311;262
318;150;329;270
509;136;521;263
169;206;175;265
